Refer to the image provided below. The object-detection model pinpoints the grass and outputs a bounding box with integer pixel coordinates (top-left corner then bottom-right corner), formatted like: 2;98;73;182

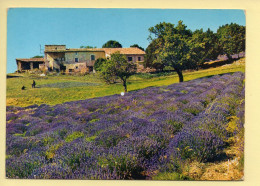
153;172;192;180
6;58;245;107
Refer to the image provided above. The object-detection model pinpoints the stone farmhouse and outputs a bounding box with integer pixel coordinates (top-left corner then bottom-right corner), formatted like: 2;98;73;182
16;45;146;73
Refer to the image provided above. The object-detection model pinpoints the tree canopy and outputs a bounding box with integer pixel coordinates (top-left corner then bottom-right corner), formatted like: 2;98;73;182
145;21;245;82
147;21;194;82
130;44;145;51
102;40;122;48
31;55;44;58
94;58;106;71
99;52;136;92
80;45;97;49
217;23;245;58
189;28;219;68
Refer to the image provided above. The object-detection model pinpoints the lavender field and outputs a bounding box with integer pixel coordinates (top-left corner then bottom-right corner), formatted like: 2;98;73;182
6;72;245;180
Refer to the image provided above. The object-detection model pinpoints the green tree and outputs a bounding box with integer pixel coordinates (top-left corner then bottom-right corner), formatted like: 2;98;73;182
80;45;97;48
189;28;219;68
144;39;165;71
217;23;245;59
94;58;106;71
148;21;195;82
100;60;117;84
130;44;145;51
102;40;122;48
100;52;136;92
31;55;44;58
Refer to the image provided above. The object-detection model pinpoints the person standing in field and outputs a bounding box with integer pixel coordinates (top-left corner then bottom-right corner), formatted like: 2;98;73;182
32;80;36;88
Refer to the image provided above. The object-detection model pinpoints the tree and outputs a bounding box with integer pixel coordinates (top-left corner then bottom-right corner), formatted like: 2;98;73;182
80;45;97;48
100;52;136;92
94;58;106;71
148;21;195;82
130;44;145;51
144;39;165;71
102;40;122;48
189;28;219;68
32;55;44;58
217;23;245;59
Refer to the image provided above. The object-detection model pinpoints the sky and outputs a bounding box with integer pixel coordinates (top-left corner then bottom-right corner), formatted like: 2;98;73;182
7;8;245;73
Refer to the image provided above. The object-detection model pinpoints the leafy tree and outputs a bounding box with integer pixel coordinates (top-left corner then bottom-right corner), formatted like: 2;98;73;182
94;58;106;71
100;52;136;92
144;39;165;71
100;61;117;84
217;23;245;59
80;45;97;49
102;40;122;48
31;55;44;58
189;28;219;68
148;21;195;82
130;44;145;51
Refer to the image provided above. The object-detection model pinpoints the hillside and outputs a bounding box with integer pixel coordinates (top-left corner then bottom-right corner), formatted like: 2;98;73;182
6;71;245;180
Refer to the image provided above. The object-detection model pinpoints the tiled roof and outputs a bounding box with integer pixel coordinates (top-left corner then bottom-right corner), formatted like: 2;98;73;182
45;47;145;55
45;48;105;52
16;58;45;62
101;48;145;55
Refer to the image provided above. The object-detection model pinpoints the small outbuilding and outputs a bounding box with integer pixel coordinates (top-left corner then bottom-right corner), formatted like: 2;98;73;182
16;58;45;72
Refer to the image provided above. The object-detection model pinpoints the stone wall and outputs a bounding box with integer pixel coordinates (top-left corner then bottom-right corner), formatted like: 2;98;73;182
65;51;105;64
45;52;65;70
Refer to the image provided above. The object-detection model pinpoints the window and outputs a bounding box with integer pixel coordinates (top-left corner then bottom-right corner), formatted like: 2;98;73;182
75;58;78;62
128;57;133;61
75;52;78;55
138;57;141;61
91;55;95;61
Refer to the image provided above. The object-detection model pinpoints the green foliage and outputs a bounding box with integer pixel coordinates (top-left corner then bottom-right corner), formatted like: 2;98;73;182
94;58;107;71
217;23;245;58
189;28;219;67
89;118;100;123
144;39;164;70
130;44;145;51
80;45;97;48
226;116;239;134
102;40;122;48
65;131;84;143
147;21;194;82
43;136;55;146
14;131;26;137
168;120;183;133
99;60;117;84
100;52;137;92
146;21;245;82
31;55;44;58
85;135;97;142
153;172;192;180
45;143;63;160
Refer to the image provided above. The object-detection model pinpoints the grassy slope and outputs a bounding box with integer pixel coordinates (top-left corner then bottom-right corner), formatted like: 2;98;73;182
6;58;245;107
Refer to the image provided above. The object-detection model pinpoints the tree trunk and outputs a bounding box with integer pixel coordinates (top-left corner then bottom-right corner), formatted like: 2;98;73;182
123;79;127;93
175;68;183;82
226;53;232;61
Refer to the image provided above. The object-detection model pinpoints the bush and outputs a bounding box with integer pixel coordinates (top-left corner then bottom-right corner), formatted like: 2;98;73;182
94;58;107;71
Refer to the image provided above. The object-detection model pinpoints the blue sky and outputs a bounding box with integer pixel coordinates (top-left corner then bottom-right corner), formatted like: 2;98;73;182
7;8;245;73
